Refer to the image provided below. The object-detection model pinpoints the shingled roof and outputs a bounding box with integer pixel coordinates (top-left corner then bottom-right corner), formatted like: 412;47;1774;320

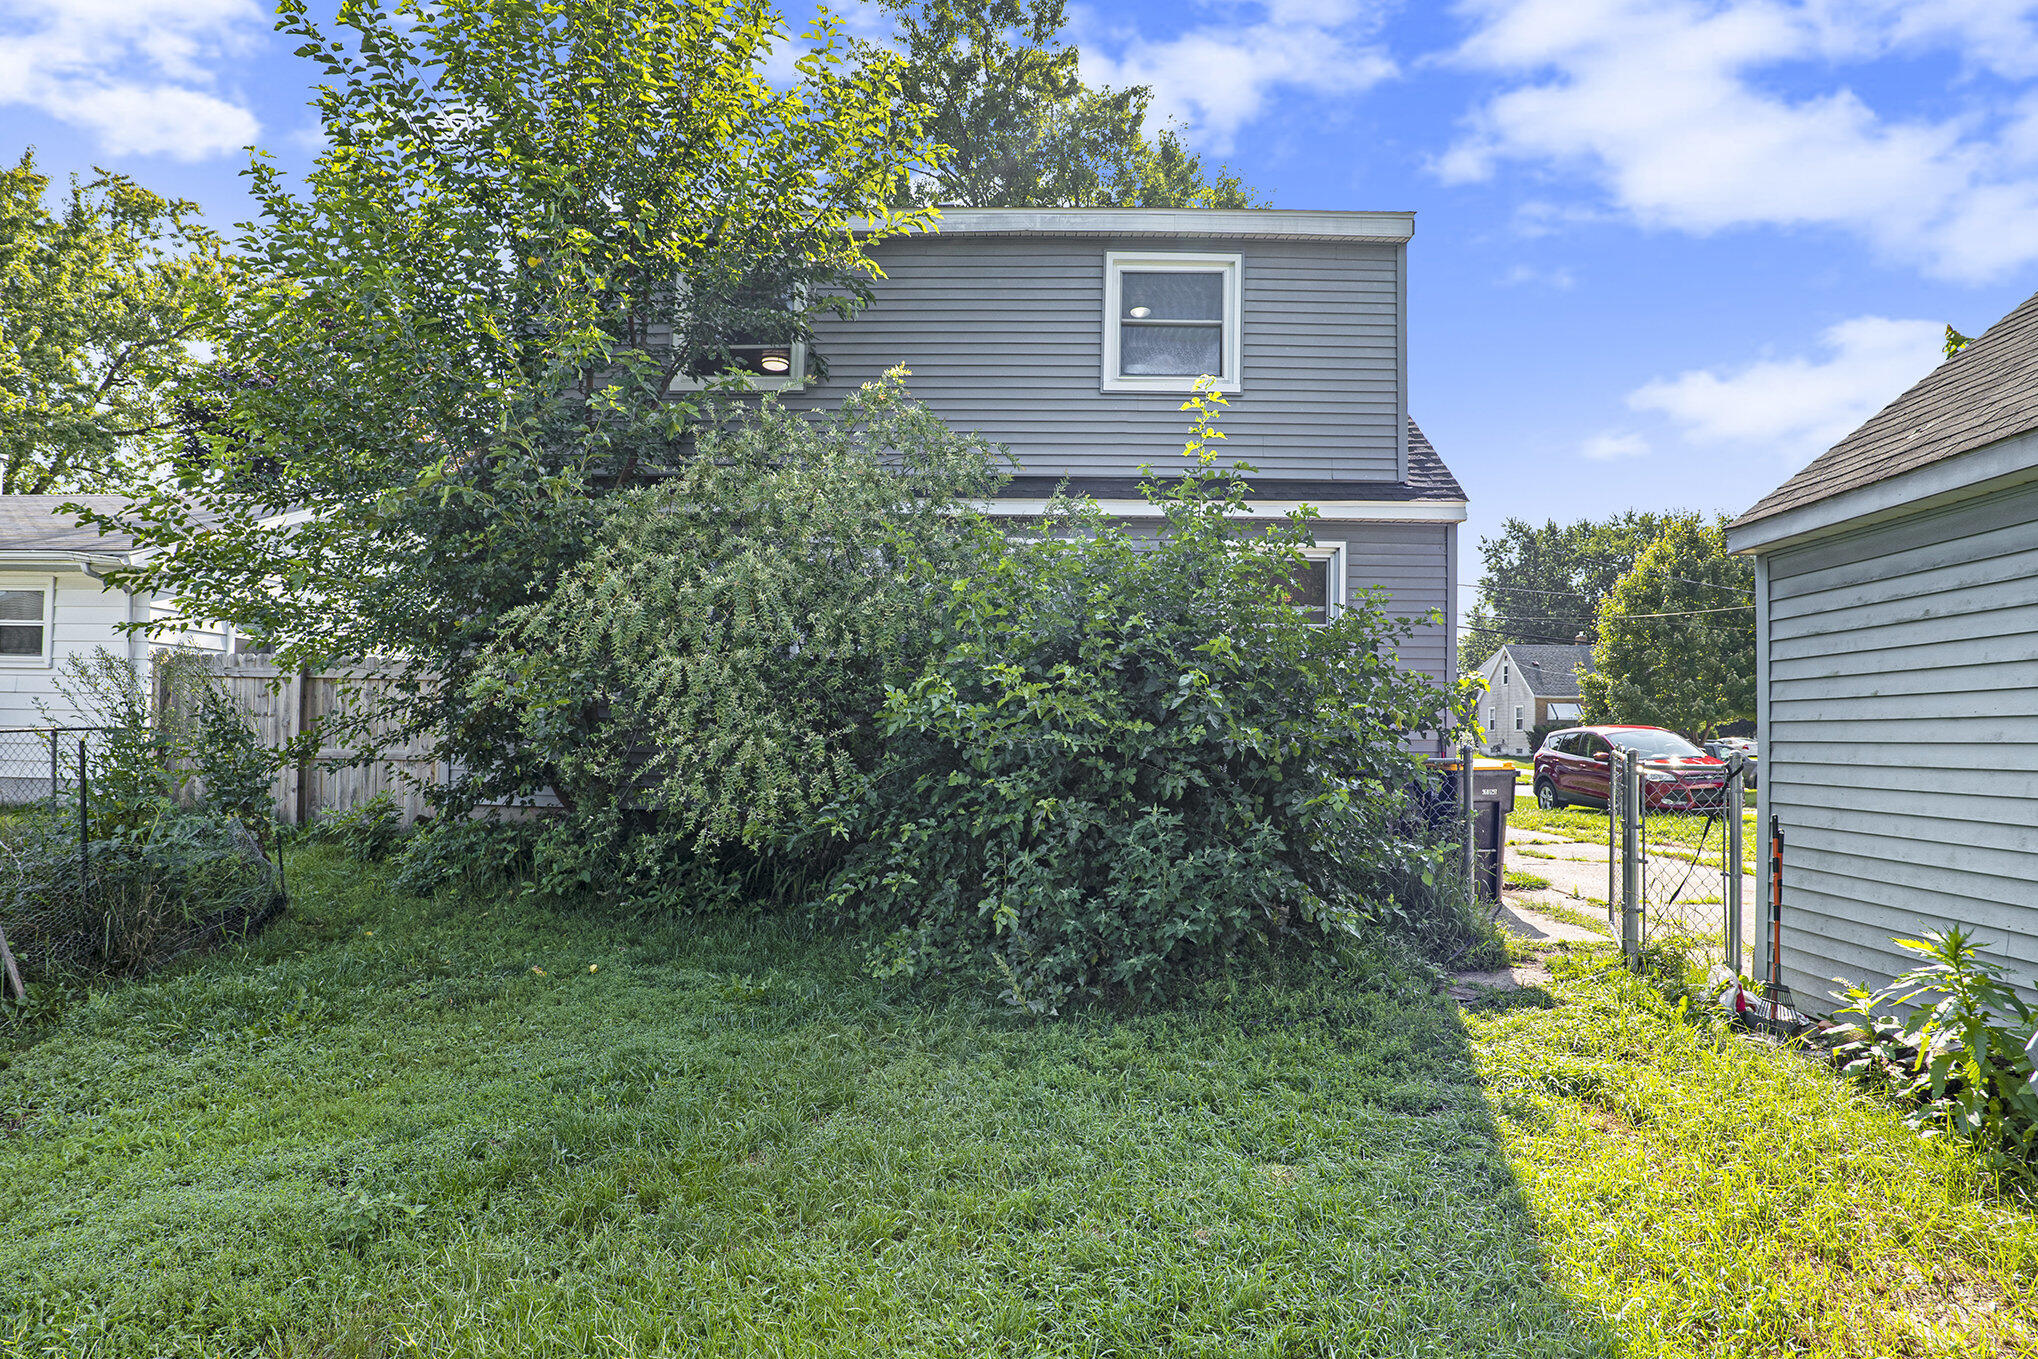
1735;289;2038;528
1498;643;1594;697
0;497;137;552
1002;417;1467;503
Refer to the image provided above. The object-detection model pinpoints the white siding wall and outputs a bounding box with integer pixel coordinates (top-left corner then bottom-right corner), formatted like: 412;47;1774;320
0;571;147;729
1765;480;2038;1006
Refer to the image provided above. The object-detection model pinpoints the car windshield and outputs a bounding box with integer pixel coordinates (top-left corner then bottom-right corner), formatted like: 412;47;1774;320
1609;729;1703;758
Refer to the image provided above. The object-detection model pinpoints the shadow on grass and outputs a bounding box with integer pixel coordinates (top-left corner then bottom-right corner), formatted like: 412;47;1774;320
0;847;1618;1357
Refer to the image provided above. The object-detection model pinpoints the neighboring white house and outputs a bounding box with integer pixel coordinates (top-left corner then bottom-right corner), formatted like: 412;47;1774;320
0;496;158;729
1727;288;2038;1009
1475;643;1593;756
0;497;246;732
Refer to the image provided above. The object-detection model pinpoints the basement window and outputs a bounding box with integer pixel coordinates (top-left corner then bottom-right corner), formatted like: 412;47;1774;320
1103;252;1242;393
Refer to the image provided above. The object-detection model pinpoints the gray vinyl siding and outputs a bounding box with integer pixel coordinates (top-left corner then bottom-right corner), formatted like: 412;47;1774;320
1330;518;1452;708
787;234;1402;481
1765;480;2038;1006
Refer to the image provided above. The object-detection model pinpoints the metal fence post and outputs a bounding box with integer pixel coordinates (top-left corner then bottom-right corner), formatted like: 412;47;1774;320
1459;743;1476;901
1620;748;1642;968
47;729;58;805
1724;762;1745;974
76;738;89;910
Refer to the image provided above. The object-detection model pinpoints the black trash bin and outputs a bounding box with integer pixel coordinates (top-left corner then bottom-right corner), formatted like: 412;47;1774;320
1425;758;1517;901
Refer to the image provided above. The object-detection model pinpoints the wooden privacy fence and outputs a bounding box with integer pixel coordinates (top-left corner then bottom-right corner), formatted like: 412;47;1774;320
155;653;442;825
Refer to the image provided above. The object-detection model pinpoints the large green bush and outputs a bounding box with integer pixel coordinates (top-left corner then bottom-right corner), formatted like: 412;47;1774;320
815;391;1466;1008
468;374;1004;904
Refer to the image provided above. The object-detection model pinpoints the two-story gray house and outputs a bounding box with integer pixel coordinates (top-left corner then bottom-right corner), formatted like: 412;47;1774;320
1475;643;1593;756
743;208;1466;746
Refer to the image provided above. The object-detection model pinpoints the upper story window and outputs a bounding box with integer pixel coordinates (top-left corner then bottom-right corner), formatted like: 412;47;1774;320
1501;662;1510;686
0;582;52;664
668;279;805;393
1102;252;1242;395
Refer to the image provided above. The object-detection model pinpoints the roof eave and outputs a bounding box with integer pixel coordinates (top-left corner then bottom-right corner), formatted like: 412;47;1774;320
1728;424;2038;556
851;208;1417;244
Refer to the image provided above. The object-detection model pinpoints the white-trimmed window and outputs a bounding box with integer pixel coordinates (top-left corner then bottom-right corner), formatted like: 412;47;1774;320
1280;542;1345;625
1514;706;1524;731
1501;662;1509;686
1485;708;1495;732
1102;251;1243;394
0;581;53;665
667;279;807;393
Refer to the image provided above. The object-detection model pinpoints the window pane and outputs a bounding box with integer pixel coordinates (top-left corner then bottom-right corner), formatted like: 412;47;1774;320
0;590;41;622
1122;271;1223;322
1121;324;1222;376
0;625;42;657
1280;559;1330;625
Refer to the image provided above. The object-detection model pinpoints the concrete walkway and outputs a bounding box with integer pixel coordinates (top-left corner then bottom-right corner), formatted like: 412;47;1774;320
1503;820;1756;946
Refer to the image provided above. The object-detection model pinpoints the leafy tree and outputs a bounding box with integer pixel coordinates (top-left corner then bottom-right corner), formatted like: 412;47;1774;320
91;0;935;806
1577;515;1753;740
1461;511;1674;672
467;374;1005;903
879;0;1259;209
0;152;236;494
818;389;1465;1008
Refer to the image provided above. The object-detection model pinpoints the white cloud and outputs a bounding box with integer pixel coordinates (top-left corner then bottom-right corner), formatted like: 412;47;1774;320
1629;315;1945;464
1440;0;2038;281
0;0;262;161
1581;430;1650;460
1501;263;1575;288
1076;2;1396;153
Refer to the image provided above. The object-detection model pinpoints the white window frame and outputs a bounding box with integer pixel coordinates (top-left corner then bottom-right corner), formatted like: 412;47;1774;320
1485;708;1494;732
0;576;55;667
1501;663;1509;686
1514;705;1524;731
1102;251;1243;395
1292;540;1346;625
665;277;809;394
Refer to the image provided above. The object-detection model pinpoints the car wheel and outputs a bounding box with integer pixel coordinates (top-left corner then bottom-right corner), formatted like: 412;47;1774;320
1536;779;1561;810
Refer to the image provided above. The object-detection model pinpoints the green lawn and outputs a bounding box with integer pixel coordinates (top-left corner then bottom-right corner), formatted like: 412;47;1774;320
1511;805;1760;873
1;849;2031;1357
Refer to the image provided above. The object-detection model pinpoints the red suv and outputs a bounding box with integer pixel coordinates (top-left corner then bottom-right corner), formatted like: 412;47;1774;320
1533;725;1729;813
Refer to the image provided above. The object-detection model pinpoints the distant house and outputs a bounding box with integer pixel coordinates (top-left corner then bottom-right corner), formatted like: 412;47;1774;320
1727;289;2038;1007
1474;643;1593;756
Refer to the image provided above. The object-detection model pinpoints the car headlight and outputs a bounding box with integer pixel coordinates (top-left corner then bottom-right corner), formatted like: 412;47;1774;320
1643;770;1674;783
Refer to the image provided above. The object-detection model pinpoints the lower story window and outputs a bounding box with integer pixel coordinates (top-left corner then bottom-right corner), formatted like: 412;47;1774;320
1514;706;1524;731
1277;543;1346;625
0;586;49;660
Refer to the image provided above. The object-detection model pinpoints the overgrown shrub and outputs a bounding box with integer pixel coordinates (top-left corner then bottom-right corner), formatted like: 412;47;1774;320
1;804;281;974
2;648;283;976
306;794;405;863
1828;927;2038;1185
391;816;541;898
468;374;1003;902
814;390;1469;1009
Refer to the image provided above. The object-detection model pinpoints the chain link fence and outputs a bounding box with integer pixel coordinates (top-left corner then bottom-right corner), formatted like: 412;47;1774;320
0;725;284;987
1607;748;1752;975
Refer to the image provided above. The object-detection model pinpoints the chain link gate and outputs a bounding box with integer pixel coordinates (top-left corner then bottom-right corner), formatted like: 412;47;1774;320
1606;749;1751;973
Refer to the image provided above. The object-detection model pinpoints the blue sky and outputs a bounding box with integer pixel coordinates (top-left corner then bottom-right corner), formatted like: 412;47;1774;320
7;0;2038;616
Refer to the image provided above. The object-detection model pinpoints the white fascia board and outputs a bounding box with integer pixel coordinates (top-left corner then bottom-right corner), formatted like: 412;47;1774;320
977;498;1466;522
1728;425;2038;556
0;551;133;578
854;208;1416;243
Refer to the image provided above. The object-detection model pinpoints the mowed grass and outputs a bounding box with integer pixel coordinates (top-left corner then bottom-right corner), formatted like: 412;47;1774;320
2;850;2033;1358
1511;805;1759;874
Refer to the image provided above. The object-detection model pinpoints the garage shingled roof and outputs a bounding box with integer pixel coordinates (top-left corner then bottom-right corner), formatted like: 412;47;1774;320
1734;288;2038;528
